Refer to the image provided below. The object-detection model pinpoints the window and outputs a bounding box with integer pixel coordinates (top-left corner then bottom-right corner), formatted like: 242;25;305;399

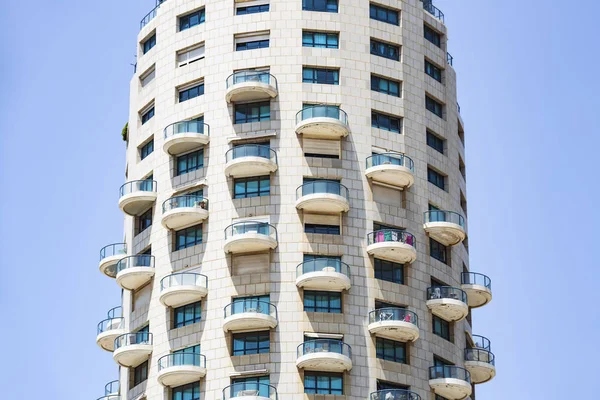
459;156;466;180
234;101;270;123
427;167;445;190
305;224;340;235
372;111;402;133
136;208;152;234
377;381;409;391
234;176;270;199
174;345;201;361
374;258;404;284
304;254;341;263
237;39;269;50
371;75;400;97
303;138;340;159
176;149;204;176
302;67;339;85
133;360;148;386
178;82;204;102
141;106;155;124
304;372;343;394
427;130;444;153
179;9;205;31
231;376;270;398
430;238;448;264
433;315;451;341
177;44;205;67
370;4;399;25
140;139;154;160
302;0;338;13
424;25;441;47
376;338;407;364
173;301;201;328
140;65;155;87
426;95;443;118
175;224;203;251
235;32;270;51
302;31;339;48
142;33;156;54
232;331;270;355
172;383;200;400
304;291;342;313
370;39;400;61
236;4;269;15
425;59;442;82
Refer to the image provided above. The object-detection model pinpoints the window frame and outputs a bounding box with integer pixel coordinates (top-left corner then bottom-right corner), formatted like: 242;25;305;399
425;59;442;83
302;0;338;13
369;3;399;26
302;67;340;85
304;223;340;235
376;337;407;364
370;39;400;61
142;33;156;54
232;331;271;356
173;301;202;328
136;207;153;235
174;224;203;251
427;167;445;190
234;101;271;124
178;82;205;103
236;3;270;15
171;382;200;400
371;111;402;133
302;31;339;48
426;95;444;118
233;175;271;199
303;290;342;313
304;372;343;394
424;24;442;47
179;8;206;32
236;39;270;51
426;130;444;154
374;258;404;284
141;106;155;125
432;315;451;341
133;360;148;386
430;238;448;264
176;149;204;176
371;75;401;97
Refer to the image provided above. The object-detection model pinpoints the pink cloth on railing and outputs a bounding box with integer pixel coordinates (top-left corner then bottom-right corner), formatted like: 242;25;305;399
405;235;413;246
376;231;384;243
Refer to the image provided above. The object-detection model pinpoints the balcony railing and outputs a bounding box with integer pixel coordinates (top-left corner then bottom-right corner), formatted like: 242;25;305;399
366;153;414;171
422;0;444;23
368;308;418;327
226;145;277;164
114;332;153;350
296;105;348;125
119;180;157;197
367;229;416;248
161;272;208;292
140;0;166;29
296;180;349;200
424;210;465;228
104;380;120;396
97;395;119;400
471;334;492;351
224;221;278;241
427;286;467;303
100;243;127;261
370;389;421;400
461;272;492;289
158;352;206;370
97;306;124;334
297;339;352;358
296;258;350;278
162;195;209;213
226;71;278;89
164;120;210;139
223;383;278;400
447;52;453;66
116;255;155;274
429;365;471;383
224;300;278;319
465;348;495;365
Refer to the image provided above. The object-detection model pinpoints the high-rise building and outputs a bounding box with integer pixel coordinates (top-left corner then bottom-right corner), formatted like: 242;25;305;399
95;1;495;399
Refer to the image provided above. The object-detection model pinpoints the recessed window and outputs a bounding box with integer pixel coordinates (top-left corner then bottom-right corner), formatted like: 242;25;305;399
377;381;410;391
177;43;205;67
459;156;466;180
304;372;343;394
142;33;156;54
426;95;444;118
176;149;204;176
175;224;203;251
235;31;270;51
231;376;271;397
136;208;153;235
305;223;340;235
433;315;451;341
234;101;270;123
140;139;154;160
132;360;148;386
374;258;404;284
179;8;205;31
376;337;407;363
172;383;200;400
140;65;156;87
234;176;270;198
427;167;445;190
427;130;444;154
173;301;201;328
178;82;204;102
302;0;338;13
303;291;342;313
302;31;339;48
424;24;441;47
236;2;269;15
371;75;401;97
232;331;270;355
430;238;448;264
372;111;402;133
370;3;399;25
370;39;400;61
141;106;155;125
425;59;442;82
303;67;339;85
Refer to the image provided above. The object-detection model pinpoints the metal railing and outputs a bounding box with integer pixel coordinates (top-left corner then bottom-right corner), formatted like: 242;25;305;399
97;306;124;334
140;0;166;29
296;180;349;200
223;383;278;400
422;0;444;23
296;258;350;278
366;153;414;172
447;52;453;66
370;389;421;400
226;145;277;164
99;243;127;261
224;300;278;319
465;348;495;365
297;339;352;358
104;380;120;396
296;105;348;125
461;272;491;289
427;286;467;303
164;120;210;139
97;395;119;400
368;308;418;327
116;255;155;274
226;71;278;89
158;352;206;370
367;229;416;248
162;195;209;213
224;221;278;241
429;365;470;382
161;272;208;292
114;332;153;350
471;334;492;351
424;210;465;228
119;180;157;197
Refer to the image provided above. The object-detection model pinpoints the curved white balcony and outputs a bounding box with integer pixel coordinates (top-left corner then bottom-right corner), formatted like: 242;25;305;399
96;306;125;352
465;336;496;383
295;105;349;139
429;366;472;400
163;120;210;156
461;272;492;308
295;181;350;213
367;308;420;343
426;286;469;322
157;353;207;387
225;145;278;178
224;222;278;254
103;380;119;397
161;195;209;230
367;230;417;264
296;339;352;372
223;300;278;332
295;259;351;291
99;243;127;278
118;180;157;216
160;273;208;308
226;71;278;103
423;210;466;246
223;383;278;400
365;153;415;189
115;255;155;291
113;332;153;367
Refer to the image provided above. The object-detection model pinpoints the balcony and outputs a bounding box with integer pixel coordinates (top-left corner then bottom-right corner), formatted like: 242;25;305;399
161;195;209;230
160;272;209;308
113;332;153;367
365;153;415;189
98;395;119;400
99;243;127;278
296;258;351;291
224;221;278;254
370;389;421;400
225;145;278;178
96;306;125;352
465;335;496;383
426;286;468;322
223;383;278;400
295;105;349;139
367;230;417;264
157;353;207;387
104;380;119;397
461;272;492;308
223;300;278;332
225;71;278;103
163;120;210;156
295;181;350;213
429;366;471;400
422;0;444;23
115;255;155;291
296;339;352;372
118;180;157;216
140;0;165;30
423;210;466;246
367;308;419;342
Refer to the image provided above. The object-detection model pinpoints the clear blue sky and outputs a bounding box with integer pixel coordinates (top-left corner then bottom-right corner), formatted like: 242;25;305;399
0;0;597;398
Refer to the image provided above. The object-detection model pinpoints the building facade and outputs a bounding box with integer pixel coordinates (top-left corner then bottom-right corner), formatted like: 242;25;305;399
95;0;495;400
